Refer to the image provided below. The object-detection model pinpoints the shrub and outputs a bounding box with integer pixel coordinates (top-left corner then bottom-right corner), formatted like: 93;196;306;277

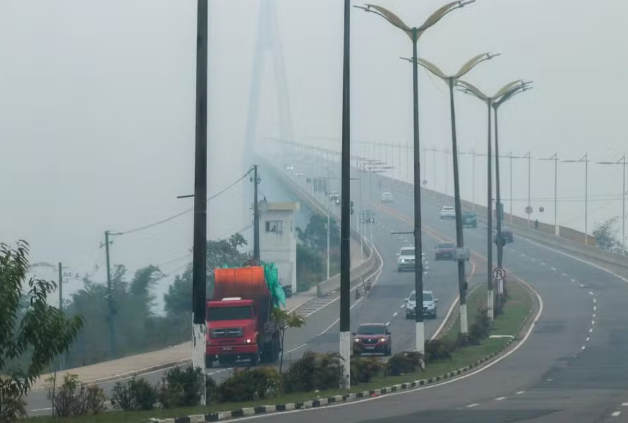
350;356;383;384
217;367;281;402
0;393;27;422
385;351;424;376
424;339;454;362
110;377;158;411
46;373;106;417
282;352;343;393
467;303;492;345
157;367;205;409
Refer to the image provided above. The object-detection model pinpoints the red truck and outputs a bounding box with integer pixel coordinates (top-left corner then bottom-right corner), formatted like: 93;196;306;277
205;266;281;368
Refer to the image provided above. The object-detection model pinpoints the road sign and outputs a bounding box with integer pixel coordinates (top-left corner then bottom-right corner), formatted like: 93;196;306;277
493;267;506;281
422;180;428;186
539;206;545;213
525;206;533;215
454;247;471;262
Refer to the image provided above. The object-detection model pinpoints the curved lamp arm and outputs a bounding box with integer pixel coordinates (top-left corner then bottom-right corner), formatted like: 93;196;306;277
457;79;488;101
454;52;500;79
494;82;533;108
415;57;448;80
356;4;412;37
494;80;525;99
357;1;475;42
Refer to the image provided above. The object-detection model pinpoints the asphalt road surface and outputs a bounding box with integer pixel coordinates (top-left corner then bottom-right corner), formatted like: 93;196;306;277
231;159;628;423
25;163;463;415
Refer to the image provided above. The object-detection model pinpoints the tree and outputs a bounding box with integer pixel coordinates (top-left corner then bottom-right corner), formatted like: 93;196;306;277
296;214;340;252
593;217;624;253
0;241;83;419
66;264;166;366
164;234;251;318
271;308;306;375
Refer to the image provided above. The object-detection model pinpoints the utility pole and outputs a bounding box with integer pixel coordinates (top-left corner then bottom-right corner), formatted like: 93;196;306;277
102;231;117;359
541;153;559;237
192;0;208;406
252;165;261;261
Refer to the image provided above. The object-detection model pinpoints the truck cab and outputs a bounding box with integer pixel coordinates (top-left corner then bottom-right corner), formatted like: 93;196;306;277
206;297;259;367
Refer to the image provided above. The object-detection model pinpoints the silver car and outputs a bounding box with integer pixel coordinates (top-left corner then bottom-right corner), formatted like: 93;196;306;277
405;290;438;319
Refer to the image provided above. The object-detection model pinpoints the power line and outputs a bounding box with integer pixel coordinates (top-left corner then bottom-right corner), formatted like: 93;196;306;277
117;168;254;236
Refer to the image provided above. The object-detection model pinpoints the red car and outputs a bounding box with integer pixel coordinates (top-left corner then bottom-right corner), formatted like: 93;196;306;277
352;323;392;356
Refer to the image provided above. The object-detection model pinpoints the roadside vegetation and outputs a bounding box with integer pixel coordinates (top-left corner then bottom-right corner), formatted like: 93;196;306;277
19;277;534;423
0;215;331;421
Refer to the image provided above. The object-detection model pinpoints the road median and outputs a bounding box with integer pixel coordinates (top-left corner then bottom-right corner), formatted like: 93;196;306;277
24;265;539;423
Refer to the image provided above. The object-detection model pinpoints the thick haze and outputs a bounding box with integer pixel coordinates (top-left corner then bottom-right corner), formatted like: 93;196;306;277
2;0;627;310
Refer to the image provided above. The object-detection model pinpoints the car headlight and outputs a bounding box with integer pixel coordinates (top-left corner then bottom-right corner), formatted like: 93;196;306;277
380;337;387;343
245;338;252;344
354;338;360;343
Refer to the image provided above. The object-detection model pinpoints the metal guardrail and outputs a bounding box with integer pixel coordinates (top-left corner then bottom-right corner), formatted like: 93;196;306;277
261;159;378;297
378;174;628;271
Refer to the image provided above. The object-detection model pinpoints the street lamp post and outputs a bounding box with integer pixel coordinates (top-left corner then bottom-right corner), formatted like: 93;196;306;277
357;0;475;352
410;53;500;335
540;153;560;238
563;154;590;245
596;155;627;252
339;0;352;388
457;79;530;319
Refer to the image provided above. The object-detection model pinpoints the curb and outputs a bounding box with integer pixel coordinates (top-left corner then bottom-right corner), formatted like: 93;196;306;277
147;345;514;423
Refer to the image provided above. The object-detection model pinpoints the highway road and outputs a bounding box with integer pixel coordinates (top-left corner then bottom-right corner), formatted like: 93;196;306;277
25;162;465;415
229;159;628;422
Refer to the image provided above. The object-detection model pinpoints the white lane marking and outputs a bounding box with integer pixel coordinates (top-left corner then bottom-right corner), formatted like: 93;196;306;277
592;320;595;325
581;346;586;351
580;284;585;288
589;291;594;296
401;304;406;309
224;272;545;422
393;312;398;317
594;305;597;311
621;402;628;406
561;272;568;277
495;397;507;401
541;262;546;266
466;403;480;408
571;278;576;283
586;337;590;342
551;267;557;271
317;298;364;336
285;343;308;354
612;411;621;417
531;257;537;261
593;298;597;303
386;321;391;326
522;237;628;286
593;313;596;318
431;289;463;340
589;328;593;333
516;391;525;395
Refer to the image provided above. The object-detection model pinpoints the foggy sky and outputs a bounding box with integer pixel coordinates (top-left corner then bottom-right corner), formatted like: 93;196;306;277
2;0;627;310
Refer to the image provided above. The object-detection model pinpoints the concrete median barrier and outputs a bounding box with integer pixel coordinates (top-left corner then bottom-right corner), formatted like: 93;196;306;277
260;158;378;297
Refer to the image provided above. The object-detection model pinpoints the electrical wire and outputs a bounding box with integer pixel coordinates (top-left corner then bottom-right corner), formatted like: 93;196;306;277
117;168;254;236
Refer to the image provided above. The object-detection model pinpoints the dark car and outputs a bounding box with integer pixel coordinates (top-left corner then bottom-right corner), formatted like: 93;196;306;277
493;228;514;245
462;211;477;228
434;242;455;260
352;323;391;356
360;210;375;223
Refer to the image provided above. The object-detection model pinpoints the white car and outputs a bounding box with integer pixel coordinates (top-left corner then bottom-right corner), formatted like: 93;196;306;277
380;192;394;203
405;290;438;319
439;206;455;220
397;247;416;272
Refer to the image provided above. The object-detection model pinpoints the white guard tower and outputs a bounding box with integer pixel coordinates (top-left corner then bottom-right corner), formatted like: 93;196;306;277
259;201;299;293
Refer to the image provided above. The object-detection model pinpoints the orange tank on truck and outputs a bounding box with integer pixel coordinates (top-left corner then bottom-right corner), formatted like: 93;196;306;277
205;266;281;368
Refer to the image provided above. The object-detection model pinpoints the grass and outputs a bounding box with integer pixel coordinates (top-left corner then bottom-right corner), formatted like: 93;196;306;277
25;281;535;423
